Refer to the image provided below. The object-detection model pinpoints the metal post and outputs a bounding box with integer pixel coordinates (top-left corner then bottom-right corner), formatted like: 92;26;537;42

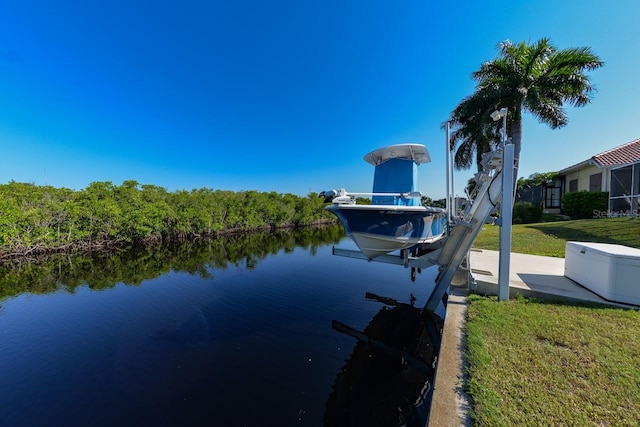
451;140;455;219
445;122;452;226
498;118;514;301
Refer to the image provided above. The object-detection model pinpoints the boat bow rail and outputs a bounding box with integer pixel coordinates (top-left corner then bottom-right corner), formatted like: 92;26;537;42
319;188;423;204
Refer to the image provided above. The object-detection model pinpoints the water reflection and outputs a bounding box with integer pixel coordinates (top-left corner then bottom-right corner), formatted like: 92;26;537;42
0;225;446;426
325;293;443;426
0;225;345;301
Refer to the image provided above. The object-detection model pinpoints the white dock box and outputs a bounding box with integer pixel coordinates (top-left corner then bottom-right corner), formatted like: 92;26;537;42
565;241;640;305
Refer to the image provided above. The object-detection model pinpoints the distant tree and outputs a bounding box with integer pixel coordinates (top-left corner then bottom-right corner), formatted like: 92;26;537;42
517;172;559;191
420;195;433;206
431;199;446;209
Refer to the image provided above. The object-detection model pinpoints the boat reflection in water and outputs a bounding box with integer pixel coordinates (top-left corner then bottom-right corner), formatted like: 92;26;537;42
324;292;444;426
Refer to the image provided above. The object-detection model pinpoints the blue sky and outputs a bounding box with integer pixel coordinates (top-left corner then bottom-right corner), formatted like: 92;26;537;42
1;0;639;199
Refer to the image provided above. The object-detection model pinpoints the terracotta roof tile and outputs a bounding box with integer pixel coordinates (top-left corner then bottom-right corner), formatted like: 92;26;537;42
593;138;640;166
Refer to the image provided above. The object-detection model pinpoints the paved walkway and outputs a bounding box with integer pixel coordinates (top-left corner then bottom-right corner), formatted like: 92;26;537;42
469;249;618;305
427;249;636;426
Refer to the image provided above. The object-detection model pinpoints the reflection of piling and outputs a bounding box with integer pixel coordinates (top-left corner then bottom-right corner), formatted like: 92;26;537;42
365;291;398;306
331;320;432;379
325;293;444;426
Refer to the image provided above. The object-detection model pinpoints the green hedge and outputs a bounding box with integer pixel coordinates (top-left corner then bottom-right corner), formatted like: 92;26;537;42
561;191;609;219
512;201;543;224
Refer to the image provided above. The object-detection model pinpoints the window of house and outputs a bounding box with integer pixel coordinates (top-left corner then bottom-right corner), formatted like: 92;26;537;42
569;179;578;192
589;173;602;191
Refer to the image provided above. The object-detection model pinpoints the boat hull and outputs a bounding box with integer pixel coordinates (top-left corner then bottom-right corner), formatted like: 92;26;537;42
327;204;446;259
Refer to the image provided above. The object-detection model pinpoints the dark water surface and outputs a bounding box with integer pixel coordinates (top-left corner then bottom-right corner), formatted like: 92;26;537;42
0;227;443;426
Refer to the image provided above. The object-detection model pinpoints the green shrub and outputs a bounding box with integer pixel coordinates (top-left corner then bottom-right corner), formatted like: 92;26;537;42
512;201;543;224
561;191;609;219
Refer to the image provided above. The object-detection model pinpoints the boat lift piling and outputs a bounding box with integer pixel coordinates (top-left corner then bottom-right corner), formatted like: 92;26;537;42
445;121;453;227
494;108;514;302
424;147;505;311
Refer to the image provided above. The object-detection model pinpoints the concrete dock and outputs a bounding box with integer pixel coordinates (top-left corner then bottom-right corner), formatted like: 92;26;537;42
468;249;624;305
427;248;635;426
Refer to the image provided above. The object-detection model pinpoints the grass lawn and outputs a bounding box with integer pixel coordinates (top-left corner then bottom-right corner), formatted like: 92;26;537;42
466;295;640;426
465;217;640;425
473;217;640;257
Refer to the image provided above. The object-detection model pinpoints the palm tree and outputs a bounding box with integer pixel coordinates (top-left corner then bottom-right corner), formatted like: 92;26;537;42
448;106;500;172
449;38;603;175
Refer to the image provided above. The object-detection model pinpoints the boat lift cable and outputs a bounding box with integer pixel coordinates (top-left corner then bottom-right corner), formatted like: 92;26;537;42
486;172;501;208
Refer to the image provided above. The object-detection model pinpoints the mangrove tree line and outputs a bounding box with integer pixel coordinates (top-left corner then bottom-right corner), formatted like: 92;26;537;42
0;180;336;257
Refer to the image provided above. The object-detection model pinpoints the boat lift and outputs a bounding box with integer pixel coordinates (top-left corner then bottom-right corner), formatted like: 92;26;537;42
332;141;512;312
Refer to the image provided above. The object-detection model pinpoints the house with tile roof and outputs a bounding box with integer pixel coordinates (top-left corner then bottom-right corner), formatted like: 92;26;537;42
558;138;640;215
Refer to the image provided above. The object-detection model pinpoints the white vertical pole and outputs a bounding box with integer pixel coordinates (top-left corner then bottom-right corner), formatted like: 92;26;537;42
451;140;456;218
498;114;514;301
445;122;452;226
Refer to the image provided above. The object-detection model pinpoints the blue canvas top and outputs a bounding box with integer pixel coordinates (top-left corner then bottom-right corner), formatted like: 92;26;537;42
366;144;430;206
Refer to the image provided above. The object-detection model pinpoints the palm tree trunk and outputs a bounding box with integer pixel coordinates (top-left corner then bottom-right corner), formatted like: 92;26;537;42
476;146;484;173
509;118;523;192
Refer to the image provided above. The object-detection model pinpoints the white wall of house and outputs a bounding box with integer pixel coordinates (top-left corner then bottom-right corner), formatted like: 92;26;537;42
564;165;609;192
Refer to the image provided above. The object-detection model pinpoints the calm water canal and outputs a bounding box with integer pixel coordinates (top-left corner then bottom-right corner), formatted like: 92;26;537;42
0;227;444;426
